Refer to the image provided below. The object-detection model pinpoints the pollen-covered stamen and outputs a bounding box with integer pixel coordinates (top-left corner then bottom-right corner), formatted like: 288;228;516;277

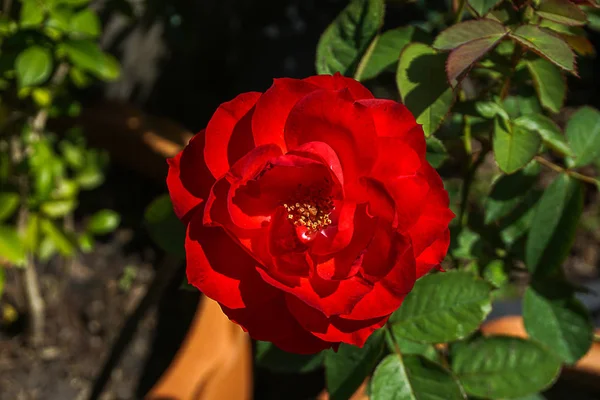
283;197;334;233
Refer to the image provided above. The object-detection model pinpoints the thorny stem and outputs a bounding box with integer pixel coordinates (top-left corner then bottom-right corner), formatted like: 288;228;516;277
534;156;599;186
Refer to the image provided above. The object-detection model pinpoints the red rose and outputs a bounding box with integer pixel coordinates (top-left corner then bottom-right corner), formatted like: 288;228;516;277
167;73;454;354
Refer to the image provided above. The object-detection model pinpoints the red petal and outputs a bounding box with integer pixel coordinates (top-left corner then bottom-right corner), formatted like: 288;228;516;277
303;73;374;100
284;89;378;200
343;235;416;320
310;201;356;257
416;228;450;279
167;130;214;223
204;92;261;179
252;78;318;152
389;175;430;232
357;99;419;139
256;266;373;317
186;212;275;310
286;294;387;346
268;208;312;277
408;186;455;257
371;137;421;179
313;204;376;280
226;144;283;230
232;153;341;226
222;292;333;354
288;141;345;190
362;178;396;223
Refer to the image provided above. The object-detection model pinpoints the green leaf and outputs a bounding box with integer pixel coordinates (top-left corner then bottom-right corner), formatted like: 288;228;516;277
452;337;561;398
15;46;53;88
514;114;573;156
40;218;75;256
59;40;120;81
425;137;448;168
503;89;542;119
0;225;26;266
38;234;57;262
510;25;576;72
475;100;510;120
46;6;73;32
69;9;101;38
386;334;440;362
315;0;385;77
468;0;503;16
588;7;600;32
523;284;593;364
255;341;324;373
397;43;454;136
370;354;465;400
87;209;120;235
20;0;45;27
433;19;507;50
526;58;566;113
40;199;77;218
483;259;509;288
144;195;185;258
485;161;540;224
51;179;78;200
451;227;483;260
493;118;542;174
565;106;600;167
325;329;384;400
34;168;54;202
537;0;587;26
499;190;541;247
0;192;20;221
78;232;94;253
446;35;506;85
526;174;583;276
389;271;492;343
357;26;429;81
77;168;104;190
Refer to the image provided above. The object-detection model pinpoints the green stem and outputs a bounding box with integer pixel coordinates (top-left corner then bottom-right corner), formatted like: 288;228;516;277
535;156;599;187
458;147;489;228
454;0;467;24
384;324;402;357
500;46;524;100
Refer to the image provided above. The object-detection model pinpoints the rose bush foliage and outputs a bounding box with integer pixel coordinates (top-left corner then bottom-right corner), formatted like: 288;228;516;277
167;73;453;354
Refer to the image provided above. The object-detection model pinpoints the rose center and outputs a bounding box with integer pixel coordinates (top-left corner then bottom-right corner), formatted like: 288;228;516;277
283;196;333;233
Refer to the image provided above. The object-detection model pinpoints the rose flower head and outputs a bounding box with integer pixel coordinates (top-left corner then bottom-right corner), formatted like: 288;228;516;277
167;73;454;354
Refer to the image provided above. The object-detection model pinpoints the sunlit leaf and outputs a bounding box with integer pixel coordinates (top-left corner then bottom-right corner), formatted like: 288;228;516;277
397;43;454;136
389;271;492;343
316;0;385;77
15;46;53;88
371;354;465;400
510;25;576;72
526;58;566;113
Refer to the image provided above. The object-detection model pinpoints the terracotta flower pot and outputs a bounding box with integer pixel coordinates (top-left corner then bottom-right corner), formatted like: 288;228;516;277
146;297;252;400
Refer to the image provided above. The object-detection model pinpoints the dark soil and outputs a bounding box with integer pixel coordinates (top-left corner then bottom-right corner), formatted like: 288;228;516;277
0;165;178;400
